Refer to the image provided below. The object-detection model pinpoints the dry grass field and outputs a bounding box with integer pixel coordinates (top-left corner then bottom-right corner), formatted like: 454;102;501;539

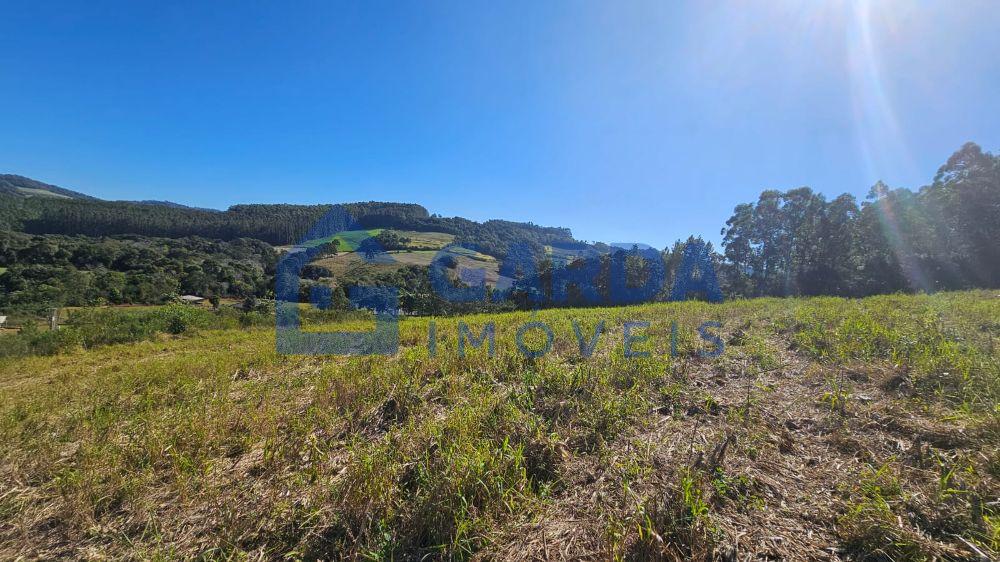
0;291;997;560
392;230;456;250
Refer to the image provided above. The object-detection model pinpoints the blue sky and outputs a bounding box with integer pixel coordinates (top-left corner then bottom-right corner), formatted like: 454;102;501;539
2;1;998;248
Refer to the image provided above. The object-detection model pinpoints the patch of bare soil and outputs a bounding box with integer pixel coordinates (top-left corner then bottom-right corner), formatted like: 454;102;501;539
481;345;995;561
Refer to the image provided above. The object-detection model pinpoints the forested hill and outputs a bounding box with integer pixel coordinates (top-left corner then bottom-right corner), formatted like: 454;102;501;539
0;188;579;256
0;181;584;315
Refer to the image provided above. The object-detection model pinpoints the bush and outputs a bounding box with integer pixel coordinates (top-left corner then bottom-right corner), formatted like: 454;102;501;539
0;322;83;358
0;304;259;358
239;311;271;329
68;309;160;347
29;328;83;355
152;305;214;335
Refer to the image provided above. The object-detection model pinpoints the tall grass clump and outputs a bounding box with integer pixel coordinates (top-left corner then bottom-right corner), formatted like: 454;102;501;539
786;292;999;411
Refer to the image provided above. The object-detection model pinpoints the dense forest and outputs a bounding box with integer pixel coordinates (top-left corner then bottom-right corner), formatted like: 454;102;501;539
0;142;997;317
0;232;276;315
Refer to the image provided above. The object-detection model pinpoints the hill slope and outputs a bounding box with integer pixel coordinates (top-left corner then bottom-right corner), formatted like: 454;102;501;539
0;175;582;254
0;174;97;200
0;175;589;314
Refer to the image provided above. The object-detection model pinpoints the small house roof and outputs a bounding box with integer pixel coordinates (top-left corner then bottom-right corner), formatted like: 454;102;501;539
179;295;205;302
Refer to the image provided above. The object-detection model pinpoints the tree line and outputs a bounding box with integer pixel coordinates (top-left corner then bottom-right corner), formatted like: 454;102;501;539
719;142;999;297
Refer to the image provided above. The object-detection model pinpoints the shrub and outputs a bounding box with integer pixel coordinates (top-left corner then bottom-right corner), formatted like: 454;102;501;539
0;322;83;358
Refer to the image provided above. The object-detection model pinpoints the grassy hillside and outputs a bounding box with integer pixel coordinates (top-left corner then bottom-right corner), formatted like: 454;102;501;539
393;230;456;249
313;246;500;286
1;292;997;559
298;229;454;254
0;174;96;200
297;228;384;251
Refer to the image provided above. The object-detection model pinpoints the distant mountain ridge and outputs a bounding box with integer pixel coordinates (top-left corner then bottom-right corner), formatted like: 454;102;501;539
0;174;582;257
131;200;221;213
0;174;97;200
0;174;223;211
